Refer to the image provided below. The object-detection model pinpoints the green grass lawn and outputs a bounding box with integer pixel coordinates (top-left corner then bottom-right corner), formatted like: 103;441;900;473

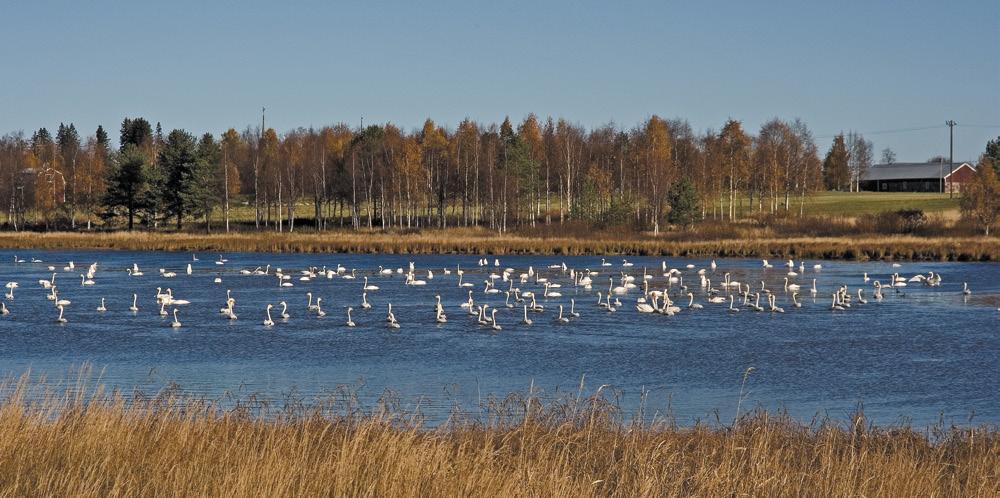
219;191;961;223
796;192;960;217
107;191;960;230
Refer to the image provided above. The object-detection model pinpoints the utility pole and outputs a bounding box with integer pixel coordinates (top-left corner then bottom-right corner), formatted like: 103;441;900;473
254;106;265;229
946;120;956;198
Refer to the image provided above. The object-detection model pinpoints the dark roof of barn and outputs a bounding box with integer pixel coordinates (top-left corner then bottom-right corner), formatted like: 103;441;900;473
862;162;974;182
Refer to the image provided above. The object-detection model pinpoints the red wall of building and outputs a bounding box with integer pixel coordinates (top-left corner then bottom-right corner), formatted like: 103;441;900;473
946;165;976;192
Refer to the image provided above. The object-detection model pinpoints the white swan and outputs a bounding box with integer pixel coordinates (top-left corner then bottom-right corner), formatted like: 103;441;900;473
784;277;801;292
687;293;703;309
596;291;608;309
962;282;971;295
543;282;562;298
569;298;580;318
728;295;740;313
555;305;570;324
346;307;356;327
490;309;501;331
521;305;532;325
636;300;656;313
279;301;290;319
96;298;107;312
263;304;275;327
56;304;67;323
171;309;182;328
768;294;784;313
831;293;845;311
315;298;326;317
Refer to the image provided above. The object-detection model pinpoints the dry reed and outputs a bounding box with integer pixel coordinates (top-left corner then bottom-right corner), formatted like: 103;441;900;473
0;374;995;497
1;230;998;261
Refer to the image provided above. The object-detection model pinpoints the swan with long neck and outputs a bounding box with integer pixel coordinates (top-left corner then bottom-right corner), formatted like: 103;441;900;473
831;293;845;311
555;305;569;323
728;295;740;313
687;292;703;309
263;304;275;327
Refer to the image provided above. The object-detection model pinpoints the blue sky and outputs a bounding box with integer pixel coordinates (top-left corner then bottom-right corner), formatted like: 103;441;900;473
1;0;997;161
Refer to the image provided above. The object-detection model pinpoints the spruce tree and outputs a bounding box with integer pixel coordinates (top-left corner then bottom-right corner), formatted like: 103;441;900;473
667;178;700;228
823;134;851;191
102;145;149;230
188;133;221;231
158;129;199;229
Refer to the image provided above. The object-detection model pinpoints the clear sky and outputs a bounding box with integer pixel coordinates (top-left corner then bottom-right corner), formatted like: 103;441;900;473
2;0;997;162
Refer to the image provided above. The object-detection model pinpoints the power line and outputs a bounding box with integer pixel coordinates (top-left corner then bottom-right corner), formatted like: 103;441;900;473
956;124;1000;129
816;124;947;139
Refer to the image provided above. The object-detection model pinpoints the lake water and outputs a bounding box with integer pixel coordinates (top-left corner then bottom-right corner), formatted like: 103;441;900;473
0;249;997;427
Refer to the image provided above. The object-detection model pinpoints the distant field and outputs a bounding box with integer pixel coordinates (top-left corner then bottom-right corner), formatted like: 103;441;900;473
796;192;960;217
222;191;962;223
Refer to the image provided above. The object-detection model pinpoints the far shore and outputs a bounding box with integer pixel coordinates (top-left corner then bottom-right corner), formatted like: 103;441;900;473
0;230;996;261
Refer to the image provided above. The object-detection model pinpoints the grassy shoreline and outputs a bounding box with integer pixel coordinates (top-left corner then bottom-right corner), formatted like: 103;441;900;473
0;230;997;261
0;378;995;497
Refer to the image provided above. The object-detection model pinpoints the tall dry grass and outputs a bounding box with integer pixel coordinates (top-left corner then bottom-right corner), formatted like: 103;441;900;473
0;228;997;261
0;374;995;497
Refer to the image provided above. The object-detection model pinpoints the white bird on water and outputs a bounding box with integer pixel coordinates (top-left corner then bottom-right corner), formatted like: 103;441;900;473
554;305;570;324
346;307;356;327
263;304;275;327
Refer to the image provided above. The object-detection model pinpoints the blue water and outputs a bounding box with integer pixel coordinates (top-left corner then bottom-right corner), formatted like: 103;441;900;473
0;249;997;427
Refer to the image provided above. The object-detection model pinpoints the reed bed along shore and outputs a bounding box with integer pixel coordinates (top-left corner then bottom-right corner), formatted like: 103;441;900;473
0;376;996;497
0;229;998;261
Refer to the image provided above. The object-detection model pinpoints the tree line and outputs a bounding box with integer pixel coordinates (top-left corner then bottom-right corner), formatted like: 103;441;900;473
0;115;991;233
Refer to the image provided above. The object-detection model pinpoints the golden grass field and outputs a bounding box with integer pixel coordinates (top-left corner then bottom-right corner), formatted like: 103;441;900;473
0;374;995;497
1;229;997;261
